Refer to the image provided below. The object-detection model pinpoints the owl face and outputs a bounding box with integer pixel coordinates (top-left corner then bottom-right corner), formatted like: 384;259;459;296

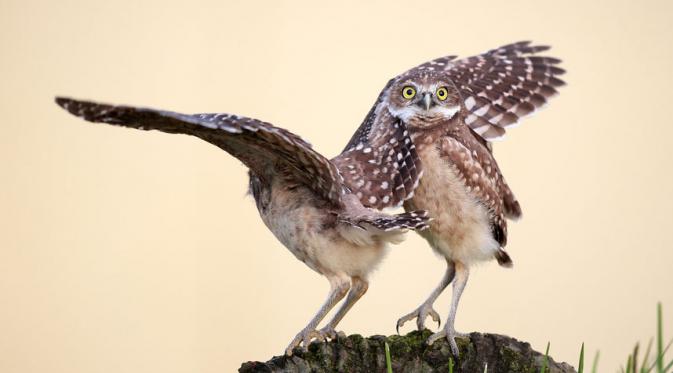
385;72;461;127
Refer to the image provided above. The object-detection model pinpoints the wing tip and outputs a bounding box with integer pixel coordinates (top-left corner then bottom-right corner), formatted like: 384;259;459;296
54;96;73;110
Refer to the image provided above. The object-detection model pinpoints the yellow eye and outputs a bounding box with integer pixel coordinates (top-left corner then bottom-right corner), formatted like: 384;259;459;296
436;87;449;101
402;86;416;99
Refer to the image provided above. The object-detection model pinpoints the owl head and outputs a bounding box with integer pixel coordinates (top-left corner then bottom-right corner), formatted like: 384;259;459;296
385;71;461;127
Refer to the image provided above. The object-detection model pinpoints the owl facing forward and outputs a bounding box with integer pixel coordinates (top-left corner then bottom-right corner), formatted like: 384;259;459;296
339;41;564;354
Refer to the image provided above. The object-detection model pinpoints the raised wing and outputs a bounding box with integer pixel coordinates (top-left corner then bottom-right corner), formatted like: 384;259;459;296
411;41;565;141
55;97;347;206
333;108;422;210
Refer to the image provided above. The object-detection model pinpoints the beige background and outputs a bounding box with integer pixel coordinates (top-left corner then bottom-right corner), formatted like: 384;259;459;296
2;0;672;371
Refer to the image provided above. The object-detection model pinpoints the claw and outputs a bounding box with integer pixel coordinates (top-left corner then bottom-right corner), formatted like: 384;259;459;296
396;304;442;333
285;328;324;356
426;327;466;356
318;325;341;341
428;308;441;328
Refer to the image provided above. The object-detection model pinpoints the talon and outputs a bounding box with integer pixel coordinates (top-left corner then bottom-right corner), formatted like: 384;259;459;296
286;328;325;355
426;327;464;356
318;326;335;340
429;309;441;328
396;304;442;333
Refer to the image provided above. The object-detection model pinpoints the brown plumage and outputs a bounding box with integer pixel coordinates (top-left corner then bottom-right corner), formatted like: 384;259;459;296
341;41;565;354
53;41;563;357
54;97;430;356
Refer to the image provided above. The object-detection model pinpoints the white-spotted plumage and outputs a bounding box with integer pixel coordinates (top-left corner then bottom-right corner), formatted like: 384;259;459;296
54;97;430;356
345;41;563;355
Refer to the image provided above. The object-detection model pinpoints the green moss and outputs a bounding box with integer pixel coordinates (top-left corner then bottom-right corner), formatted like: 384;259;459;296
499;345;528;373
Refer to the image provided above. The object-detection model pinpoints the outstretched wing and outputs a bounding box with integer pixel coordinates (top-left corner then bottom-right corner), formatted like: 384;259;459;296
55;97;347;206
410;41;565;141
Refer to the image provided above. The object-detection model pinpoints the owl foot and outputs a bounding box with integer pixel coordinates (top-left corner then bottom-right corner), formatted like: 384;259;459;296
426;326;468;356
318;325;346;340
396;303;441;333
285;328;325;356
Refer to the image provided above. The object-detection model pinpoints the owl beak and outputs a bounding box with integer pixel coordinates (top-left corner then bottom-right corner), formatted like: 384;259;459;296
422;93;433;111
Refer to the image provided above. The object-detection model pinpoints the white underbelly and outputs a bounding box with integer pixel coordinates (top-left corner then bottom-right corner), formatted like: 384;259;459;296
409;147;499;265
258;186;387;278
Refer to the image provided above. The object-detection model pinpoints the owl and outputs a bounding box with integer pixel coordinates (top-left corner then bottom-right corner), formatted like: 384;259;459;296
336;41;565;355
55;98;430;356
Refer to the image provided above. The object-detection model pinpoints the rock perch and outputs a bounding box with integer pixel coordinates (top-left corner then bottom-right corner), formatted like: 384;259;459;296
240;330;576;373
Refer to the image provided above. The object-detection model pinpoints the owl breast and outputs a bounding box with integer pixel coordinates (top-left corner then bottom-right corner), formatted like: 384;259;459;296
406;144;499;265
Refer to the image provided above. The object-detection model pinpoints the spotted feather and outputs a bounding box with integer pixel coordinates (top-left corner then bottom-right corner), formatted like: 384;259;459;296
410;41;565;140
439;134;510;245
333;107;422;210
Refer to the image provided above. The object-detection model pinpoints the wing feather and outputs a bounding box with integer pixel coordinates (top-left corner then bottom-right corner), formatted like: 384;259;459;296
55;97;348;206
402;41;565;141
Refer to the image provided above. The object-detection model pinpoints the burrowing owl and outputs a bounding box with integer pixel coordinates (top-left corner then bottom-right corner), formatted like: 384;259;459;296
341;41;565;354
55;98;430;355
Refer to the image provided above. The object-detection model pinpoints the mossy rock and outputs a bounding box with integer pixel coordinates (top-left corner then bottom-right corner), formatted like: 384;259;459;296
239;330;576;373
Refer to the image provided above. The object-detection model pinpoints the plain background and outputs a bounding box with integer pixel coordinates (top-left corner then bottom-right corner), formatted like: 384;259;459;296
2;0;673;372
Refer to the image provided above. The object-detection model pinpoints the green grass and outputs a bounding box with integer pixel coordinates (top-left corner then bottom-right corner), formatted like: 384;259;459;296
383;303;669;373
617;302;672;373
385;341;392;373
578;344;600;373
592;351;600;373
579;343;585;373
539;342;550;373
659;303;665;373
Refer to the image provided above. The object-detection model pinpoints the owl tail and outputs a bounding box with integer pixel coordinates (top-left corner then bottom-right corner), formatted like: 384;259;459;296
364;210;431;232
338;210;431;246
495;248;513;268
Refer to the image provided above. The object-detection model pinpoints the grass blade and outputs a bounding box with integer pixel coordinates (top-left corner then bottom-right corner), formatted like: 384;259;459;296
642;338;654;373
649;338;673;372
539;342;550;373
591;351;600;373
385;341;392;373
628;354;633;373
659;303;664;373
663;358;673;373
449;357;454;373
578;342;585;373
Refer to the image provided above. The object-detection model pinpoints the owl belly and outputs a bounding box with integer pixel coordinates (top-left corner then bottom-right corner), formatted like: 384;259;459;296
408;147;499;265
258;183;386;278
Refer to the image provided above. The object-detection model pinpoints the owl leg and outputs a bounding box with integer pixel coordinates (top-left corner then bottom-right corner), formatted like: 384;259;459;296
285;274;350;356
426;261;469;356
318;276;369;340
396;260;455;333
